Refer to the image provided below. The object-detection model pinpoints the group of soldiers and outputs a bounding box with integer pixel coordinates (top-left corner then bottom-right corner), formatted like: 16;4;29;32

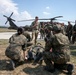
66;21;76;44
5;16;75;75
39;20;76;45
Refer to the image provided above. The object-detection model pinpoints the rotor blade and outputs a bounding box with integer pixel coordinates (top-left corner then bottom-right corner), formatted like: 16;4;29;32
3;15;8;18
56;19;75;23
39;16;63;20
52;16;63;19
50;16;63;20
5;20;8;24
18;16;63;22
18;18;56;22
10;18;15;21
38;18;57;20
38;19;51;20
9;12;13;17
18;19;35;22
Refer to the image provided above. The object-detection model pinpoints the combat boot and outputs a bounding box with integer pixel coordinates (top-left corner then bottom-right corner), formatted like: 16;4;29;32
54;63;74;75
10;60;15;70
44;66;55;73
12;60;25;67
67;64;74;75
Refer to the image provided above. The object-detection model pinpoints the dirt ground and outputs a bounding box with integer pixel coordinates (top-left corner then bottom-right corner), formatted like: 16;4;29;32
0;39;76;75
0;28;16;32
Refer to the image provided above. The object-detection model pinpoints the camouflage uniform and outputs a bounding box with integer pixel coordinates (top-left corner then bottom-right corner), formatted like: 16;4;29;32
40;22;45;39
66;22;73;42
31;20;41;44
31;21;41;33
43;25;70;70
5;33;27;62
23;31;33;47
31;21;40;32
23;31;32;42
72;24;76;44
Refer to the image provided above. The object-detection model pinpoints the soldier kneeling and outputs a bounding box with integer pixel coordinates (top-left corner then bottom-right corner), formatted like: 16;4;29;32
43;25;73;74
5;27;27;70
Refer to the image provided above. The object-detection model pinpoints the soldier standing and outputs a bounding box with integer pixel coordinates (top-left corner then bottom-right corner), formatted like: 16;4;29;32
31;16;41;44
5;27;27;70
61;23;66;35
72;20;76;44
66;21;73;43
40;22;45;39
43;25;73;74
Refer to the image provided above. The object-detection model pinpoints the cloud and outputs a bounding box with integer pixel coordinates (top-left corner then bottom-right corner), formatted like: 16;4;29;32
16;11;32;20
43;6;51;16
0;0;18;14
0;0;32;26
43;12;50;15
46;6;50;9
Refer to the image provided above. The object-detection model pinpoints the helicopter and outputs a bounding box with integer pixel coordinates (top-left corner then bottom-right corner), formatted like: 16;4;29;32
3;12;75;31
3;12;63;30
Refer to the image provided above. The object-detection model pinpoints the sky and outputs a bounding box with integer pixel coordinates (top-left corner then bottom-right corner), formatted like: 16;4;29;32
0;0;76;27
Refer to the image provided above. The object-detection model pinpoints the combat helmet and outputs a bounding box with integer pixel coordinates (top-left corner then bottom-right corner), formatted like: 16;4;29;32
47;26;53;30
52;25;61;32
17;27;24;34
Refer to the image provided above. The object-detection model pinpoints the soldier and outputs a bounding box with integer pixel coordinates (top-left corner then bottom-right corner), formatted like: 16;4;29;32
66;21;73;43
72;20;76;44
60;23;66;35
43;25;73;74
5;27;27;70
23;28;33;47
31;16;41;44
40;22;45;39
23;31;32;42
44;22;53;37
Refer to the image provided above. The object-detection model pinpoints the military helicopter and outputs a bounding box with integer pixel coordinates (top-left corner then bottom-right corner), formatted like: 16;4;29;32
3;12;63;30
3;12;75;31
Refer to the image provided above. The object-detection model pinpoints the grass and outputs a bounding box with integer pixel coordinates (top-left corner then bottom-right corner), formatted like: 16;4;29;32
0;39;8;45
70;45;76;65
0;39;9;45
0;39;76;75
0;28;16;32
